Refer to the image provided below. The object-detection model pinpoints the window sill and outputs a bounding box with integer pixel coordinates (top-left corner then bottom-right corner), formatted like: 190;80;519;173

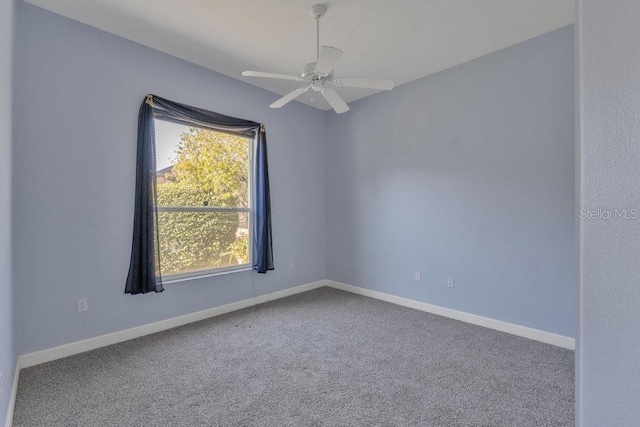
162;266;253;284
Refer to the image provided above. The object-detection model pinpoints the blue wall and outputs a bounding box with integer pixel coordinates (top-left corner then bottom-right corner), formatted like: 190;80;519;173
13;2;576;358
325;26;575;337
0;0;15;423
13;3;327;355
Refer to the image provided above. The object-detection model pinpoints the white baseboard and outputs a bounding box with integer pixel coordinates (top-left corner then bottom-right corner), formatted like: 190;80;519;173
18;280;329;369
6;278;572;426
4;361;19;427
13;277;572;377
326;280;575;350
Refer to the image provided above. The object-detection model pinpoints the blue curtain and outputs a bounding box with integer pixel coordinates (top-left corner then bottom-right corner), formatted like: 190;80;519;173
254;128;274;273
125;95;274;294
125;100;163;294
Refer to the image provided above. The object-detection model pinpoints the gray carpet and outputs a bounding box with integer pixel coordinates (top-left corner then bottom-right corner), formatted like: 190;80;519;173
13;287;574;426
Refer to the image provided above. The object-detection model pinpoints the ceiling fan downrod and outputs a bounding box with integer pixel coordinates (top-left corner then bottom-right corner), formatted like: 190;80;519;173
310;4;327;61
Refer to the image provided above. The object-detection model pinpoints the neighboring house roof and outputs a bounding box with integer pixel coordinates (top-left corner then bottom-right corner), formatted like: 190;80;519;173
156;165;173;176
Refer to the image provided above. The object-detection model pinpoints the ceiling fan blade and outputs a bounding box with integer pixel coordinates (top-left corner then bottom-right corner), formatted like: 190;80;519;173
321;88;350;114
242;71;303;82
333;77;395;91
269;86;311;108
315;46;343;75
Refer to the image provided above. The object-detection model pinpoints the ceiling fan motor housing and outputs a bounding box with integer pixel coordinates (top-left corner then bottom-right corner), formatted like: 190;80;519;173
302;62;333;89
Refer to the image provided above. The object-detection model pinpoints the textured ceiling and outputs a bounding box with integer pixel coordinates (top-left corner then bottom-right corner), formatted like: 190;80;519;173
23;0;574;111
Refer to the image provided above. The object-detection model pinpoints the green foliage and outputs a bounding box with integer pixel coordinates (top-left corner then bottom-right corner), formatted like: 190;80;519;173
171;127;248;208
156;126;250;276
229;233;249;262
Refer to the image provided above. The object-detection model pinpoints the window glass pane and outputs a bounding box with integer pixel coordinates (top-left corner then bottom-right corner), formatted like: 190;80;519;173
154;119;252;277
155;120;250;209
157;211;250;276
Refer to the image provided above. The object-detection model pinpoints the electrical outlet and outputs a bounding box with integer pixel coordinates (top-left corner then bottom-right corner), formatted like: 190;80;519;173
289;262;295;271
414;271;421;282
77;298;88;312
447;277;455;288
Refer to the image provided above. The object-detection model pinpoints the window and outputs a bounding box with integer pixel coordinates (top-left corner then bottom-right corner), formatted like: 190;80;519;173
126;95;272;295
154;119;252;279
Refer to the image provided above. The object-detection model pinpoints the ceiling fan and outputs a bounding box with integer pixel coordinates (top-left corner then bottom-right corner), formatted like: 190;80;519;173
242;4;395;114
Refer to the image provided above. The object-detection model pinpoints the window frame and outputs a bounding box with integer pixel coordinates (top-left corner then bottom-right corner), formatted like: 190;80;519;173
154;119;255;282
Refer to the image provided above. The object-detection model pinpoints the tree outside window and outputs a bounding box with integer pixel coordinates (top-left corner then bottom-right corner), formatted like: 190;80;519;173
155;122;251;277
